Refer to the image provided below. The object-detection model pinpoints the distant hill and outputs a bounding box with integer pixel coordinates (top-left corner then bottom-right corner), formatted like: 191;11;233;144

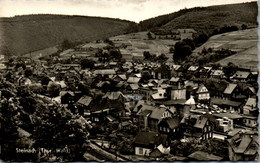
0;14;135;56
139;2;258;34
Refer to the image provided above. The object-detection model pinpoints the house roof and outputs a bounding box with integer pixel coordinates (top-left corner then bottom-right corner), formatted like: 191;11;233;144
245;98;257;108
127;77;141;83
196;84;208;94
118;74;127;80
223;83;237;94
60;91;75;97
129;84;139;90
149;108;168;120
172;65;181;70
227;132;258;155
211;98;241;107
211;70;224;76
165;117;180;129
134;132;168;147
139;110;152;116
232;71;251;79
136;104;155;115
103;91;123;100
94;69;116;75
185;96;196;105
194;117;208;129
188;66;199;71
188;151;223;161
170;77;180;82
77;95;93;106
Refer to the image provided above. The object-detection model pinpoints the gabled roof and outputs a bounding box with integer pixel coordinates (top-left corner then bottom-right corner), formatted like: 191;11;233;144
170;77;180;82
185;96;196;105
127;77;141;83
211;70;224;76
227;131;258;155
103;91;123;100
194;117;208;129
134;132;168;147
77;95;93;106
196;84;209;94
118;74;127;80
164;117;180;129
94;69;116;75
224;83;237;94
60;91;75;97
188;66;199;71
232;71;251;79
149;108;168;120
244;98;257;108
129;84;139;90
172;64;181;70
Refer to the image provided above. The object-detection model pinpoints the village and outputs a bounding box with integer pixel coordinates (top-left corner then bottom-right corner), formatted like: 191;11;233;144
0;29;259;161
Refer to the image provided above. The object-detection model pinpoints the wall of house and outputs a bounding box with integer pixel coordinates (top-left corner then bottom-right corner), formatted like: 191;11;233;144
135;147;152;156
171;89;186;100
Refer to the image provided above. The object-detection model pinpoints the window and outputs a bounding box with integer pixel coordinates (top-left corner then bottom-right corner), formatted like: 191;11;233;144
139;147;143;155
167;128;170;132
160;126;162;131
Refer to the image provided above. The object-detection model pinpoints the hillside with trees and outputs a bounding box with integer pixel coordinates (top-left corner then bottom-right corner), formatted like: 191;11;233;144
139;2;257;34
0;14;136;56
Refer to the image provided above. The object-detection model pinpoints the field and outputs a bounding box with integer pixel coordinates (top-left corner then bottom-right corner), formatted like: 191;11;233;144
193;28;258;71
110;32;176;62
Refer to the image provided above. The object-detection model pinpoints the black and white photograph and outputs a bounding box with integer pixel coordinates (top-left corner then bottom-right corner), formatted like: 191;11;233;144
0;0;259;161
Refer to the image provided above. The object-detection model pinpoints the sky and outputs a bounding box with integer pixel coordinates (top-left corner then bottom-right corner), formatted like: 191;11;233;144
0;0;257;22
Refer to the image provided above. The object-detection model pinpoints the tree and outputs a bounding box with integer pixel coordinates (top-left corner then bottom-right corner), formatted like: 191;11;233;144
25;68;33;77
156;53;168;62
80;58;95;69
110;49;122;61
61;39;73;50
47;82;60;97
143;51;151;60
147;32;153;39
241;24;247;30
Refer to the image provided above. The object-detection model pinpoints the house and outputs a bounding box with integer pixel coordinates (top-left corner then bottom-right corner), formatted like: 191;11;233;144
169;77;184;86
102;91;125;102
215;117;234;133
148;107;173;132
18;77;32;86
231;71;253;82
199;66;212;78
154;64;171;79
151;88;168;101
210;70;225;79
158;117;181;140
206;81;228;98
181;115;213;141
223;83;243;100
187;66;199;75
60;91;75;105
227;130;258;161
75;95;93;115
211;98;242;112
195;84;210;103
133;132;168;156
171;64;184;77
243;98;258;116
170;86;186;100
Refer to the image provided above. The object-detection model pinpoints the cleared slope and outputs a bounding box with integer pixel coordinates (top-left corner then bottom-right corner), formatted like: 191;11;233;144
193;28;258;71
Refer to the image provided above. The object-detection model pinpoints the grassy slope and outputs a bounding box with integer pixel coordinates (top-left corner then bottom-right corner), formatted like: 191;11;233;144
139;2;257;34
192;28;258;71
0;15;134;56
